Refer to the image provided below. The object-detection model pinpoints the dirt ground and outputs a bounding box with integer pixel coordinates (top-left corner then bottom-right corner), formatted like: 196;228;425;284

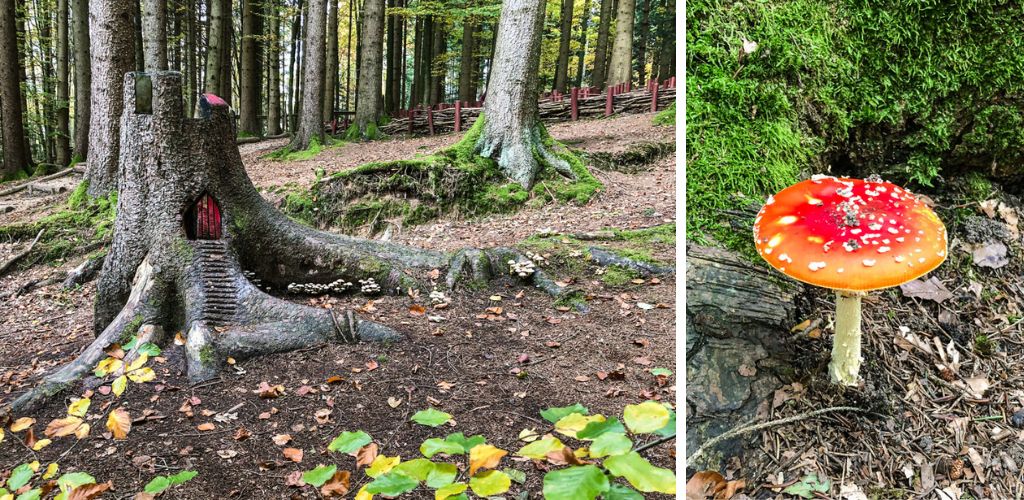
0;113;677;498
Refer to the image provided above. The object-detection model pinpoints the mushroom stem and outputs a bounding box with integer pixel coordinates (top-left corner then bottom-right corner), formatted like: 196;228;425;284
829;290;866;386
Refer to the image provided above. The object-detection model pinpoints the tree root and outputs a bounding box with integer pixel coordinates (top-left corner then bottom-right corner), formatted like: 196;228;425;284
589;247;674;276
0;229;44;277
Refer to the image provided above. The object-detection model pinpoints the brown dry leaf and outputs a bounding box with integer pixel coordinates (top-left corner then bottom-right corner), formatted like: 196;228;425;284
387;397;402;408
355;443;379;467
106;408;131;440
45;416;85;438
545;446;585;466
283;447;304;463
196;422;216;431
468;444;507;476
365;360;379;371
321;470;351;498
632;356;652;366
256;381;285;399
285;470;304;487
272;434;292;446
234;427;252;441
574;375;590;382
23;427;37;448
315;408;332;424
326;375;345;384
409;304;426;316
68;481;113;500
10;417;35;432
685;470;745;500
545;341;561;348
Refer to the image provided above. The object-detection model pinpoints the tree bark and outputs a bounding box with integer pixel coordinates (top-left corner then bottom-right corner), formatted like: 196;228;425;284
71;0;89;160
203;0;225;96
0;0;30;179
590;0;611;89
409;16;422;108
476;0;572;188
383;0;397;114
217;0;232;104
654;0;672;81
55;0;71;166
352;0;383;136
457;14;474;102
428;17;444;105
239;0;264;136
287;0;302;131
142;0;167;69
553;0;573;93
266;0;281;135
85;0;136;195
290;0;325;149
633;0;649;85
323;0;338;123
606;0;634;86
39;0;58;164
572;0;590;88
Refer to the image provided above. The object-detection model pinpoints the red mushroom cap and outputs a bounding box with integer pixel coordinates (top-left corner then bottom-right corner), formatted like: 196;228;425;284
753;176;947;292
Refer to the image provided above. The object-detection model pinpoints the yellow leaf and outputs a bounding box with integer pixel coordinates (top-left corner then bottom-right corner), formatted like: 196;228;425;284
95;357;123;377
0;427;4;443
435;483;468;500
68;397;91;418
32;438;52;450
127;367;156;383
112;375;128;396
45;416;84;438
622;401;671;434
365;455;401;478
75;423;91;440
11;417;35;432
106;408;131;439
28;460;40;472
354;485;373;500
468;444;507;476
516;436;565;459
42;463;59;479
127;354;149;372
554;413;606;438
174;331;186;345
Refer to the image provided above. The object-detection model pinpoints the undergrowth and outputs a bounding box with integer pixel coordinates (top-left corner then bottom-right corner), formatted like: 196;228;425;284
291;116;602;235
266;136;339;162
0;181;117;267
653;102;675;126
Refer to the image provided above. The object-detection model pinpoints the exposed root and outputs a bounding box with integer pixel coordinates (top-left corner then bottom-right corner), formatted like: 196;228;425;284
587;141;676;173
589;247;675;276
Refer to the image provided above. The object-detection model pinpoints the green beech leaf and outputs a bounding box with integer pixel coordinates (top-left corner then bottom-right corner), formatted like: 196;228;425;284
137;342;162;356
603;451;676;494
649;367;672;377
588;432;633;458
15;488;41;500
503;468;527;484
327;430;372;453
366;472;419;496
542;465;610;500
410;408;453;427
445;432;485;451
420;437;464;457
435;482;468;500
7;464;34;490
301;465;337;487
392;458;434;481
167;470;198;485
469;470;511;497
143;476;171;494
783;474;830;499
540;403;588;423
515;436;565;459
622;401;671;434
122;336;138;350
654;410;676;437
426;463;458;488
56;472;96;492
576;417;626;440
605;483;645;500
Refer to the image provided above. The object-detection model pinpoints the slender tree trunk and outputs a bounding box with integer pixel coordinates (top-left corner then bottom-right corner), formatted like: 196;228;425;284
240;0;264;135
654;0;672;80
39;0;58;164
416;16;432;106
287;0;302;131
185;0;196;110
55;0;71;166
344;0;352;110
204;0;225;95
633;0;649;85
0;0;30;178
606;0;633;85
218;0;232;103
291;0;325;149
383;0;395;113
352;0;382;135
409;16;421;108
133;0;144;70
266;0;281;135
85;0;136;194
71;0;89;159
142;0;168;69
322;0;338;123
457;15;474;102
572;0;590;88
428;18;444;105
553;0;572;93
477;0;572;189
590;0;611;88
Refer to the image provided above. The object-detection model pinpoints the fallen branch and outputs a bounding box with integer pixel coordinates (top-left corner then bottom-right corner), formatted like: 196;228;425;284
236;132;290;145
0;229;44;277
0;166;84;197
635;433;676;454
686;406;867;464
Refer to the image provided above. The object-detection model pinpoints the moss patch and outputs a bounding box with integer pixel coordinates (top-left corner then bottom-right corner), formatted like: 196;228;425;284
653;102;675;126
266;136;338;162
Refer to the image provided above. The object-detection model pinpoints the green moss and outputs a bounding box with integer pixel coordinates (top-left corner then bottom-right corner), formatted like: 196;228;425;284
554;290;588;309
266;136;335;161
237;131;259;139
345;121;384;141
974;334;997;357
610;247;658;264
613;223;676;245
281;190;316;226
121;314;145;342
173;238;195;260
961;172;993;203
653;102;676;126
199;345;216;364
67;181;90;209
601;266;640;287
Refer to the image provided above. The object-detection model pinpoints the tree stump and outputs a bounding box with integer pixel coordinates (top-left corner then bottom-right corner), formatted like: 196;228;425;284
686;244;805;470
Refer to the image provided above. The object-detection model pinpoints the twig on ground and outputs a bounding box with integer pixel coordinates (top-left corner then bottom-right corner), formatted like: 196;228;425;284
0;229;44;277
634;433;676;454
0;166;84;197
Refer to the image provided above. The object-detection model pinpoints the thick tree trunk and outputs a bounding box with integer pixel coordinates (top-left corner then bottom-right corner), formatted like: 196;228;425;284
71;0;89;160
203;0;225;96
0;0;29;179
142;0;167;69
132;0;144;70
85;0;135;195
217;0;232;103
383;0;397;113
590;0;611;89
266;0;282;135
323;0;338;123
287;0;302;131
409;16;422;108
352;0;383;136
55;0;71;167
428;18;444;105
344;0;353;110
291;0;325;149
239;0;264;135
633;0;649;85
572;0;590;88
654;0;672;81
606;0;634;86
553;0;573;93
417;16;432;106
39;1;58;165
457;15;474;102
477;0;572;189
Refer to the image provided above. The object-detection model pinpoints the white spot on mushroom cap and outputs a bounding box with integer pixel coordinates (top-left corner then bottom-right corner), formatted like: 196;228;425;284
863;259;876;267
809;261;826;271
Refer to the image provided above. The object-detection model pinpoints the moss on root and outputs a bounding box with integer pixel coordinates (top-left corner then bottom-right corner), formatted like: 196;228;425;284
292;116;603;235
0;180;118;268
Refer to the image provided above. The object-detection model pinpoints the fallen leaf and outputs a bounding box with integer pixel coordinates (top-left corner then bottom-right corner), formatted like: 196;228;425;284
67;481;113;500
469;444;507;476
409;304;426;316
107;408;131;440
900;277;953;303
217;449;238;459
11;417;35;432
355;443;379;467
970;241;1009;269
283;447;304;463
234;427;252;441
273;434;292;446
321;470;351;498
365;360;379;371
387;397;402;408
256;381;285;399
196;422;216;431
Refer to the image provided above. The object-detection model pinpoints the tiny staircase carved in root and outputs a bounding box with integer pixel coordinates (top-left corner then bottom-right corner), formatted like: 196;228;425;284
194;240;238;326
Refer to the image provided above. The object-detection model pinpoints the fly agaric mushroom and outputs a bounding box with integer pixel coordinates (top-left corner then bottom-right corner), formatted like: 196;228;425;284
753;175;947;385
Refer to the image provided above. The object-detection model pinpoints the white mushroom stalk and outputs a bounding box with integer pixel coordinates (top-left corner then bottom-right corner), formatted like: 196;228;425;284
830;291;865;385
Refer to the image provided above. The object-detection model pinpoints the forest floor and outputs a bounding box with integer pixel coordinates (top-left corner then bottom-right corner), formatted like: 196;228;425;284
0;112;677;498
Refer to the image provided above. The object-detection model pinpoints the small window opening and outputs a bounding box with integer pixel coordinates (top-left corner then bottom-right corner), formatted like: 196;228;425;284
184;193;223;240
135;74;153;114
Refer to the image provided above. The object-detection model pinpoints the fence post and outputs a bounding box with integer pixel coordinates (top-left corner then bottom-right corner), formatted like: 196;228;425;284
455;100;462;132
427;106;435;135
605;87;613;116
408;108;415;134
572;88;579;119
651;84;659;113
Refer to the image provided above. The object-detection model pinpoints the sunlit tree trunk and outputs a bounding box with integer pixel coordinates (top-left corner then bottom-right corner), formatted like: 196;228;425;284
606;0;634;85
55;0;71;166
590;0;611;88
291;0;325;149
142;0;167;69
323;0;338;123
352;0;383;136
